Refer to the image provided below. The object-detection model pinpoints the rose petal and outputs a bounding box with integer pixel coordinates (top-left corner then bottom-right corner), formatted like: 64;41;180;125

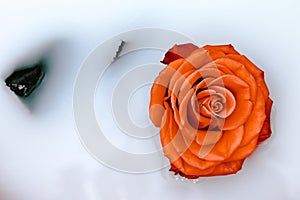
227;137;258;161
256;74;270;100
198;100;213;118
178;68;224;104
238;88;266;147
162;103;218;174
194;130;223;146
208;74;250;100
180;149;218;171
227;54;270;100
209;75;253;130
207;159;245;176
160;103;184;165
179;89;207;131
170;161;216;178
185;48;214;69
204;44;240;56
162;43;198;64
169;61;196;114
202;62;234;75
209;86;236;118
213;58;257;102
199;126;244;161
187;95;211;129
258;97;273;144
227;54;263;78
150;59;185;126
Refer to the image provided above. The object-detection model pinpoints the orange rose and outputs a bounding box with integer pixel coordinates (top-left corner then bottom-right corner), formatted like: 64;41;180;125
149;44;272;178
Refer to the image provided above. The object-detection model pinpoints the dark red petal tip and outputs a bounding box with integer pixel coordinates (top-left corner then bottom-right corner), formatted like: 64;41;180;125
161;43;199;64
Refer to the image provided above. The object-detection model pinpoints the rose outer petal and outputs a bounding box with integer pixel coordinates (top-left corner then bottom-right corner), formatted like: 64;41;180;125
227;137;258;162
160;103;183;164
162;43;199;64
149;59;185;127
187;126;244;162
227;54;263;78
227;54;270;100
203;44;241;56
258;97;273;144
239;88;266;147
200;126;244;161
206;159;245;176
226;90;267;162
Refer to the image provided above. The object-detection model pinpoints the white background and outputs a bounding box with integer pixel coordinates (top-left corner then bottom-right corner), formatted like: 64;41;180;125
0;0;300;200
